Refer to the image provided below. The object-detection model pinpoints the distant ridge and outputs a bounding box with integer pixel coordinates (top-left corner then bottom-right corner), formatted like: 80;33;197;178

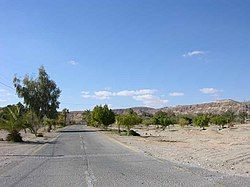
67;99;249;123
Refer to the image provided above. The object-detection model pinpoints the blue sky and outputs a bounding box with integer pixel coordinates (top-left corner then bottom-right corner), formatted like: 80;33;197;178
0;0;249;110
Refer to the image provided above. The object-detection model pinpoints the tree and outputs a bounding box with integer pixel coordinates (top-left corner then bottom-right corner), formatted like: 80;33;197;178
92;105;115;129
82;110;96;126
194;115;210;130
142;118;154;129
210;115;227;129
153;111;175;130
13;66;61;135
238;111;248;124
62;108;69;126
116;113;142;135
0;104;26;142
223;110;235;124
24;110;41;135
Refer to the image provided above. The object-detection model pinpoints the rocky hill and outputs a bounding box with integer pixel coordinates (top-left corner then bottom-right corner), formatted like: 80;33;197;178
160;99;250;115
112;99;250;116
113;107;157;116
67;111;83;124
68;99;250;122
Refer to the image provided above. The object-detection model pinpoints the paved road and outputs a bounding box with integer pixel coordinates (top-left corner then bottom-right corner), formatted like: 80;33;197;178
0;125;249;187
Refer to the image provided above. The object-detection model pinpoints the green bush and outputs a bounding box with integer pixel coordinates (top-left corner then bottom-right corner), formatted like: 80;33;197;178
194;115;210;130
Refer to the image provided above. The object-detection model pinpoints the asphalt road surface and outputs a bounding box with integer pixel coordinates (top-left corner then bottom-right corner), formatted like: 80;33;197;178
0;125;249;187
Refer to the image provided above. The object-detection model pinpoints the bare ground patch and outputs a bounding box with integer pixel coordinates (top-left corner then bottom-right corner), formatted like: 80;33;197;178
104;123;250;177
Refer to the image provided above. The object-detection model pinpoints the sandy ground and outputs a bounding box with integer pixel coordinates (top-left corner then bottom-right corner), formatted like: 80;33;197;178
105;123;250;177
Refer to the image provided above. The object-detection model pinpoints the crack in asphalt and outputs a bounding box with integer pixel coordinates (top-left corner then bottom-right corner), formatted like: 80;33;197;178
80;134;96;187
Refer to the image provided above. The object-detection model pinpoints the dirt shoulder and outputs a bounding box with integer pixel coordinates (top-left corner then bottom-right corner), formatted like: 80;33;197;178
103;123;250;177
0;127;64;169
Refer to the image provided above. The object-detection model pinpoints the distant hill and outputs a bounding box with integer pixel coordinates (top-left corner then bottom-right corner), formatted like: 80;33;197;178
113;107;157;116
68;99;250;122
160;99;250;115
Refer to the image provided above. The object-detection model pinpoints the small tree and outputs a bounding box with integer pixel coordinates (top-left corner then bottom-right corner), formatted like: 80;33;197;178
116;113;142;135
62;108;69;126
153;111;175;130
142;118;154;130
238;111;248;124
223;110;235;125
210;115;227;129
194;115;210;130
178;117;190;127
24;110;41;135
82;110;92;125
92;105;115;129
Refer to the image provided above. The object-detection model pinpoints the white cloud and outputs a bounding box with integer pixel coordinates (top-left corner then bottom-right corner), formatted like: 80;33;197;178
68;60;78;66
116;89;156;97
133;94;168;107
94;91;114;100
183;50;206;57
199;88;218;94
169;92;184;97
80;89;168;107
116;90;136;96
81;91;91;98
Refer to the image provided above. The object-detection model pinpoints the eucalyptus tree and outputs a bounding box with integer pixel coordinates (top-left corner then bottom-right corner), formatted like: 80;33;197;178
13;66;61;135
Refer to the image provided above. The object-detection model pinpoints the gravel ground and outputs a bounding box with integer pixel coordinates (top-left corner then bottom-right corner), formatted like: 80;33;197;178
105;123;250;177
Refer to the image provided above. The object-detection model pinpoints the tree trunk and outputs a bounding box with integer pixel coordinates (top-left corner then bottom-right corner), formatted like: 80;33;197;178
118;124;121;134
127;127;130;136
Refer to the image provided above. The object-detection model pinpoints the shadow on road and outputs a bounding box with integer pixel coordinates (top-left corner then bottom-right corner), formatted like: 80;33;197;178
20;141;56;145
59;129;107;133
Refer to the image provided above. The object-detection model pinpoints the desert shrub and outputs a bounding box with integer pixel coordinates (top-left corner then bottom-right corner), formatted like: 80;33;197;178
178;117;190;127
